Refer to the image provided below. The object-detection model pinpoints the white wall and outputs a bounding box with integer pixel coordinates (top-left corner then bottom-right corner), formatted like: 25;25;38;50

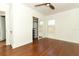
45;8;79;43
11;4;45;48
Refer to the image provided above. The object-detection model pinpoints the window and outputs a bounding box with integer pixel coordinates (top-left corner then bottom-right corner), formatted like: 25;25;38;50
47;19;55;33
48;19;55;26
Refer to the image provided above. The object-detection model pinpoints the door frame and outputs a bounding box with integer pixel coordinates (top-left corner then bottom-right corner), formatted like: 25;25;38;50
32;16;39;41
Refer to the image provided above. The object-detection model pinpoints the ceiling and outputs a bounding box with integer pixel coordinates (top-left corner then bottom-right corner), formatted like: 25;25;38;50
26;3;79;15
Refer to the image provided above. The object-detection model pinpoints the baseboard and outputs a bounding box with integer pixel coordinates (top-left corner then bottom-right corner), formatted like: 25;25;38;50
45;37;79;44
0;39;6;42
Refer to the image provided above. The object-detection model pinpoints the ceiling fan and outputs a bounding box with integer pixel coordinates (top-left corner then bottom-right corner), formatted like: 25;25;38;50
35;3;55;10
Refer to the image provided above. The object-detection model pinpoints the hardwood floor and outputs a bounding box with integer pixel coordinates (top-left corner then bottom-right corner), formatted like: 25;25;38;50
0;38;79;56
0;40;6;48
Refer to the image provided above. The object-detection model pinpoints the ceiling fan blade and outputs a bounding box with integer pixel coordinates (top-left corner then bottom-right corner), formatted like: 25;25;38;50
35;3;47;7
49;4;55;10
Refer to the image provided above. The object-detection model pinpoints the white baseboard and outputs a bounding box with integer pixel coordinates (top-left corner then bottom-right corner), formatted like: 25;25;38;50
45;36;79;44
0;39;5;41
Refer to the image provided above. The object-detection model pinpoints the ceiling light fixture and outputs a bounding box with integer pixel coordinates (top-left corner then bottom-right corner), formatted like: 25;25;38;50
46;3;50;6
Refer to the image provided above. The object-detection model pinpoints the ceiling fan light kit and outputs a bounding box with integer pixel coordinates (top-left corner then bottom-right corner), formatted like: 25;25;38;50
46;3;50;7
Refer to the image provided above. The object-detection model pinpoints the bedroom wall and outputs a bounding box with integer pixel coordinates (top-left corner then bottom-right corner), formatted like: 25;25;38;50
45;8;79;43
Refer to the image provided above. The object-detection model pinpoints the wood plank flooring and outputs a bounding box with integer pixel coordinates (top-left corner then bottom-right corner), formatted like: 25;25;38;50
0;38;79;56
0;40;6;48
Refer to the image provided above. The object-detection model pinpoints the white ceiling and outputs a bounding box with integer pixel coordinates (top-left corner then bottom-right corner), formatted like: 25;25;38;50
26;3;79;15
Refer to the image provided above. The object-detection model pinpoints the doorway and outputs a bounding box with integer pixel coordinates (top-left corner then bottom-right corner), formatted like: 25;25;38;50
33;17;38;42
0;16;6;47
